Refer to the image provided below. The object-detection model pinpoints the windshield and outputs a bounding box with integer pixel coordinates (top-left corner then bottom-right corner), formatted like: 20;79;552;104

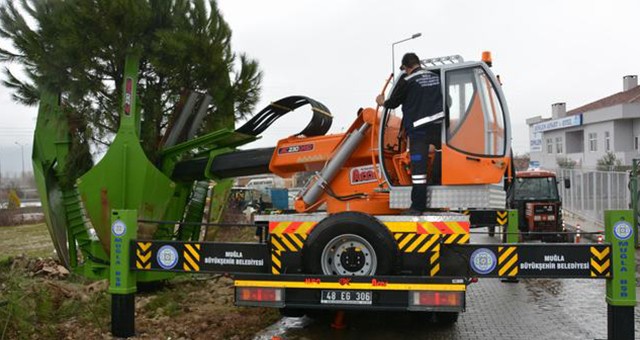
512;177;559;200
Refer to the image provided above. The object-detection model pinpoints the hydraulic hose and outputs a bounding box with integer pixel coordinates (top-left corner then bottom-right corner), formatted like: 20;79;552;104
370;74;394;185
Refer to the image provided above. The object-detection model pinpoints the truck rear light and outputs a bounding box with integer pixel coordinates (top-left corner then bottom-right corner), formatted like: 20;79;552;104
236;287;284;307
534;215;542;221
547;215;555;221
409;291;463;309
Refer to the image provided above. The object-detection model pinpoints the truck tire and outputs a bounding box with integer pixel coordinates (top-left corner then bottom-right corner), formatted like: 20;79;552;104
303;212;398;275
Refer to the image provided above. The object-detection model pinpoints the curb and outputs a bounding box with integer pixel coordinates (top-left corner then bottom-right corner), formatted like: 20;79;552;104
563;222;602;242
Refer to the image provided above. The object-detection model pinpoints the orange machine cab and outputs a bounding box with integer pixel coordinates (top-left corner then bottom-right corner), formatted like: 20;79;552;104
380;60;510;186
270;55;511;214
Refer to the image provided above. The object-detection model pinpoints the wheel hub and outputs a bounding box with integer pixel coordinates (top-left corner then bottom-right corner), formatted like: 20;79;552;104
320;234;377;276
339;247;366;272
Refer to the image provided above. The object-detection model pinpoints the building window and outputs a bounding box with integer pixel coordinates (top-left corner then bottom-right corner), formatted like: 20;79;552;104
605;131;610;151
546;138;553;154
555;137;563;154
588;132;597;152
635;136;639;151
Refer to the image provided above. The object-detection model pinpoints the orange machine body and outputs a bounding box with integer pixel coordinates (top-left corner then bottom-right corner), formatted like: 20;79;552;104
269;110;399;215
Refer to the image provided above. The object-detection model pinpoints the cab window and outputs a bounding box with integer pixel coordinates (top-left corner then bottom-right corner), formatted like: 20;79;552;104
445;67;506;156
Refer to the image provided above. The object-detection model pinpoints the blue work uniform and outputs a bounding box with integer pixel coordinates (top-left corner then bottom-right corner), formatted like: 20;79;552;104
383;67;443;211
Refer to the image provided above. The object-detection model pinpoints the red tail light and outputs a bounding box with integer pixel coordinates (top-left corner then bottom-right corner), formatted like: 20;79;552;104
410;291;464;308
236;287;284;307
238;287;282;302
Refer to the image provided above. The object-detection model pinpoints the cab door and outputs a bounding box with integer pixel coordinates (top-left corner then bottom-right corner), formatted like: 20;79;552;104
441;65;510;185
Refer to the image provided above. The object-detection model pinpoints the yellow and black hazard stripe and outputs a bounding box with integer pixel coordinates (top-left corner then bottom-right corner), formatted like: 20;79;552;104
271;233;307;252
498;246;518;277
268;221;315;274
271;249;282;275
429;249;440;276
442;233;470;245
590;246;611;277
497;211;508;226
182;243;201;272
393;233;440;253
136;242;152;270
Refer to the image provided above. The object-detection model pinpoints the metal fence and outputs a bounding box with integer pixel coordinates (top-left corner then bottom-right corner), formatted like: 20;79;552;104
553;168;630;225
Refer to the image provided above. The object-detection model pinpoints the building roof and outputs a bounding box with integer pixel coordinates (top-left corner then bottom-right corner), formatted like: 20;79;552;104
567;85;640;115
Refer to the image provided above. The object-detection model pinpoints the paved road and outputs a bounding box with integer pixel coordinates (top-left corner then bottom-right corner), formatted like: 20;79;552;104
256;232;640;340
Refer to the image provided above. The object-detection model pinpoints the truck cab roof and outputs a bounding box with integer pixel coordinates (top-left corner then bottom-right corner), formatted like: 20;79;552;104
516;170;556;178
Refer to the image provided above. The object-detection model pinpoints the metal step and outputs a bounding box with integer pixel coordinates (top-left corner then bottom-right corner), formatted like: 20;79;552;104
390;185;506;210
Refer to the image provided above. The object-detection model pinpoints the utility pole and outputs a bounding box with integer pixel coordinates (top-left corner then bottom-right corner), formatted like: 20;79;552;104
391;32;422;80
15;141;25;181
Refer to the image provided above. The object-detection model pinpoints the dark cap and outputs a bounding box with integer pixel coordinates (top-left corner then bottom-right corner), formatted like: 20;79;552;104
401;53;420;69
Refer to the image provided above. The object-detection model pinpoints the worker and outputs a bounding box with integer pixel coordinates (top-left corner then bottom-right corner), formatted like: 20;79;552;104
376;52;443;214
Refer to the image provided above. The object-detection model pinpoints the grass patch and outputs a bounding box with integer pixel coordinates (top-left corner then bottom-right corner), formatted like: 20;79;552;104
0;261;110;339
144;285;188;318
0;223;54;261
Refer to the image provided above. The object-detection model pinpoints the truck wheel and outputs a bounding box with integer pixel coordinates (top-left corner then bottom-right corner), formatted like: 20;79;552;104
488;226;495;237
303;212;397;275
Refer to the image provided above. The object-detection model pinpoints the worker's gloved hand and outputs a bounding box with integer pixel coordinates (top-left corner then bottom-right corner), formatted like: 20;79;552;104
375;94;385;106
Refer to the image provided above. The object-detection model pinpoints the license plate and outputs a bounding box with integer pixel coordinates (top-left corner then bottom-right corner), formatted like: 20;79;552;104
320;290;372;305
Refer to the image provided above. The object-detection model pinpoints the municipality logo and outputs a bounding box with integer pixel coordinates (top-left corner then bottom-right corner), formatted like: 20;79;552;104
613;221;632;240
470;248;497;275
157;245;179;269
111;220;127;237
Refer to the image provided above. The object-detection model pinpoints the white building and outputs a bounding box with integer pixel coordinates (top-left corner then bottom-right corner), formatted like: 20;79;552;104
528;75;640;169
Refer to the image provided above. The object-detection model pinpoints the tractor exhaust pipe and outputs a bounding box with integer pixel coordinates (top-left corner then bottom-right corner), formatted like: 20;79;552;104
300;122;371;207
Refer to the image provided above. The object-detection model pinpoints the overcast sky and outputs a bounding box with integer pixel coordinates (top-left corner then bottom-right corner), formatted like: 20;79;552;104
1;0;639;175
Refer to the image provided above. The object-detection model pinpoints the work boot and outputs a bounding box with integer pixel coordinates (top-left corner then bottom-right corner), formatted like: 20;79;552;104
410;183;428;212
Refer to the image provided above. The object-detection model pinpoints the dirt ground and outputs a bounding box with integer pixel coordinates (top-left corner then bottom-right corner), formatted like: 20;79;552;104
0;217;280;340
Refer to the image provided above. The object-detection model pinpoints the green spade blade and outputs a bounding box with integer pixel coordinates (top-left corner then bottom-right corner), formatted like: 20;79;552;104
77;53;175;253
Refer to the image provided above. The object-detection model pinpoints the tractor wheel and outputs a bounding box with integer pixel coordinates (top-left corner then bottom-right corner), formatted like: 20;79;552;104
303;212;398;275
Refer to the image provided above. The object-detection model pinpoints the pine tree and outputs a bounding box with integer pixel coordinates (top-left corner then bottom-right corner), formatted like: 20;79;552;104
0;0;262;161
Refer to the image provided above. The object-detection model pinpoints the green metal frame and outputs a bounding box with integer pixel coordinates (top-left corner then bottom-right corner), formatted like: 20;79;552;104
605;210;636;305
33;52;261;281
630;159;639;247
506;209;519;243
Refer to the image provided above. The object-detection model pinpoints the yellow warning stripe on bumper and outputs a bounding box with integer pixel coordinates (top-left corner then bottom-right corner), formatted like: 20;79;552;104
234;280;466;292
